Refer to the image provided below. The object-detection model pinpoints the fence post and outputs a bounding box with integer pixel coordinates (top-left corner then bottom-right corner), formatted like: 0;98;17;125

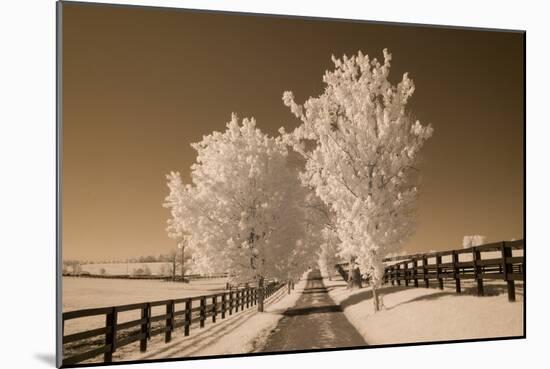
184;299;191;336
452;251;461;293
212;295;217;323
501;242;516;302
436;254;443;290
221;293;226;319
228;291;233;315
239;290;243;310
200;297;206;328
390;266;395;286
246;289;250;308
412;258;419;287
422;256;429;288
404;262;409;286
165;300;174;343
396;263;401;286
140;303;150;352
258;279;265;312
104;307;117;363
472;247;484;296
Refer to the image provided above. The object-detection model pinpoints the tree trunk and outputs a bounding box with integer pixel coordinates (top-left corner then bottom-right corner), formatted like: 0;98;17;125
287;280;291;294
372;285;380;312
172;256;176;281
257;276;265;312
180;245;185;282
347;261;363;289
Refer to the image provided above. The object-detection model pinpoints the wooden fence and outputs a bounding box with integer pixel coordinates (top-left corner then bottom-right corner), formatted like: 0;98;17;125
62;281;284;365
336;239;524;302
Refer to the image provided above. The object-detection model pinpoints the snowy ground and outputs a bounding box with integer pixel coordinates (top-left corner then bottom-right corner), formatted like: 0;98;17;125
321;272;523;345
63;277;227;335
112;276;307;363
64;269;523;364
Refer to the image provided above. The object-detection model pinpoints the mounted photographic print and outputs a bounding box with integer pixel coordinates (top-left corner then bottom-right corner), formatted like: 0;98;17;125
56;1;525;367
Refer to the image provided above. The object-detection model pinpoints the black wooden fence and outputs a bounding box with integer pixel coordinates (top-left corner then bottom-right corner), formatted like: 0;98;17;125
62;281;285;365
336;240;524;302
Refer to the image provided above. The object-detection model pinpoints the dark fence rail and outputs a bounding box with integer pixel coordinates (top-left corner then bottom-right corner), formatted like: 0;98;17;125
62;281;285;365
336;240;524;302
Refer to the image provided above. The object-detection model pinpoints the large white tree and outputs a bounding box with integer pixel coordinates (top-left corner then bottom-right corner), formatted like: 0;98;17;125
281;49;433;311
164;114;316;310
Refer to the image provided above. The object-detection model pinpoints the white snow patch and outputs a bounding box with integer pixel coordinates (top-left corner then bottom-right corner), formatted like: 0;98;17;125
63;277;228;335
321;271;523;345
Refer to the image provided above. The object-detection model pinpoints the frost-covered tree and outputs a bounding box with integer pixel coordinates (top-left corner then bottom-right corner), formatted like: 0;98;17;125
463;235;486;248
281;49;433;311
164;114;315;311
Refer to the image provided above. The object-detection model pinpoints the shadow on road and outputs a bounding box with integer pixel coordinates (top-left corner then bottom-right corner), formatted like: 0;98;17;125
282;305;343;317
301;287;329;294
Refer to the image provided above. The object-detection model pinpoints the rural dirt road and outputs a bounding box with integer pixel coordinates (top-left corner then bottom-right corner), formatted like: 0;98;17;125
260;269;366;352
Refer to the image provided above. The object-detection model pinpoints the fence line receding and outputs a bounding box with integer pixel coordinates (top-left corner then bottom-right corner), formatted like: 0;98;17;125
62;281;285;365
335;240;524;302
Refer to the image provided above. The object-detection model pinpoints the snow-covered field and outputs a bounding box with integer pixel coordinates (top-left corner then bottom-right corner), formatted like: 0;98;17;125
63;277;227;335
322;273;523;345
64;267;523;364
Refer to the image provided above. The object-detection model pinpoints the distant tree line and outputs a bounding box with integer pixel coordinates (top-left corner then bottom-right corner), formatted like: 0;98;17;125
62;249;193;279
63;252;185;265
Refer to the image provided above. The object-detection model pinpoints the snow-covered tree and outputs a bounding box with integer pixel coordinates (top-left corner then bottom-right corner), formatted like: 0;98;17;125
463;235;486;248
281;49;433;311
164;114;316;310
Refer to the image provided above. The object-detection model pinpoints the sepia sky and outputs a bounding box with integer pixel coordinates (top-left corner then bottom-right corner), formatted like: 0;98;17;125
61;2;524;261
